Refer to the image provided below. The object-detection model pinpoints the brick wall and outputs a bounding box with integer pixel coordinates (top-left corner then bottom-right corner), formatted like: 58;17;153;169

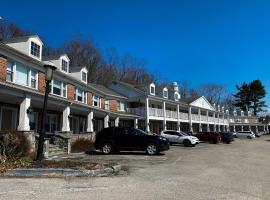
87;92;93;106
0;55;7;81
67;84;75;101
110;100;118;112
38;71;45;93
101;98;105;109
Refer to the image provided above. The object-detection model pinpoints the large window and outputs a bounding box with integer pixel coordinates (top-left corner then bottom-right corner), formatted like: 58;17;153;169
51;79;67;97
82;71;87;82
93;95;101;107
75;88;87;103
61;60;68;72
30;41;40;58
7;62;37;89
117;101;126;112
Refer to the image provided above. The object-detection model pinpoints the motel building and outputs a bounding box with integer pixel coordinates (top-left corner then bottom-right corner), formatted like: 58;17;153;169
0;35;268;156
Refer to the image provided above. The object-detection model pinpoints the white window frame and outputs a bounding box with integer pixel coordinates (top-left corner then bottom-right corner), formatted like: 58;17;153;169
81;71;87;83
75;88;87;104
51;79;67;98
61;59;68;73
93;95;101;108
30;41;41;58
117;101;126;112
150;83;155;95
163;88;168;98
105;99;110;110
6;61;38;90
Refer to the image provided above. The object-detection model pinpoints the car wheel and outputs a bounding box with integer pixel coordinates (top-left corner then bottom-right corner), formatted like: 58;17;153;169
102;143;113;154
183;140;191;147
146;144;158;155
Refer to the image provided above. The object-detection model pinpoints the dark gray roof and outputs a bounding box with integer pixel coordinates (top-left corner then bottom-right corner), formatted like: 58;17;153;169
4;35;41;43
88;83;127;99
69;66;84;72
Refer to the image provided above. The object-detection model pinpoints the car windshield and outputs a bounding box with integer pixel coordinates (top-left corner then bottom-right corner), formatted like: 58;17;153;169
134;128;148;135
180;131;189;136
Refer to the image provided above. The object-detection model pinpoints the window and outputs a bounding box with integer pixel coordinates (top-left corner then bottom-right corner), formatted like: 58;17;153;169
150;86;155;95
51;79;67;97
105;99;110;110
6;62;14;82
117;101;126;111
82;72;87;82
93;95;101;107
75;88;87;103
61;60;68;72
15;65;28;86
30;71;37;88
62;83;67;97
163;89;168;98
30;41;40;58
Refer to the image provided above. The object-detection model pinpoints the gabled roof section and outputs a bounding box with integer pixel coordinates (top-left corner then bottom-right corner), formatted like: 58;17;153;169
43;53;69;61
4;35;43;45
188;96;215;111
88;83;127;99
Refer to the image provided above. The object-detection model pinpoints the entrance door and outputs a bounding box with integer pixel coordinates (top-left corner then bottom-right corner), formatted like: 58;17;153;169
0;107;17;130
71;117;79;134
45;114;58;135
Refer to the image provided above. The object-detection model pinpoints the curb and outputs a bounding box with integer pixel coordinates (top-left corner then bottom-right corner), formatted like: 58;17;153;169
6;164;122;177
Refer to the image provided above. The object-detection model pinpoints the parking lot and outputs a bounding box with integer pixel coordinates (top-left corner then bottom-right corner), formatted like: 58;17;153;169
1;136;270;200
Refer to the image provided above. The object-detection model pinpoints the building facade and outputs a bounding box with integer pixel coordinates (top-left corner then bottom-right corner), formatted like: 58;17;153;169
0;35;268;144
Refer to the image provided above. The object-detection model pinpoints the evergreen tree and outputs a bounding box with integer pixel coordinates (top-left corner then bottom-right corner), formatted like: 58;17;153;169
249;80;266;115
233;80;267;115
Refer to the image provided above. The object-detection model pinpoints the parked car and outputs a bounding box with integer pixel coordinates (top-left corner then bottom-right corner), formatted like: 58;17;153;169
254;131;263;137
194;132;221;144
220;132;234;144
235;131;256;139
95;127;170;155
161;130;199;147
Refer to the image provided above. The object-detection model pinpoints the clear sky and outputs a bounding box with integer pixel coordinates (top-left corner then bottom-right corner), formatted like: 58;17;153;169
1;0;270;105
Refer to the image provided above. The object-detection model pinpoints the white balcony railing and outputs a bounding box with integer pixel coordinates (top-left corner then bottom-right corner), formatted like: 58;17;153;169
126;107;229;124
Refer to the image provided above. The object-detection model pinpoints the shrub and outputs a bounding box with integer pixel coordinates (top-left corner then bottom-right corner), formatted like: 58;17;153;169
71;138;94;153
0;132;31;163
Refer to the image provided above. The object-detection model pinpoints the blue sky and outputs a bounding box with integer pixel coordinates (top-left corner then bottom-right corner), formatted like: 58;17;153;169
1;0;270;105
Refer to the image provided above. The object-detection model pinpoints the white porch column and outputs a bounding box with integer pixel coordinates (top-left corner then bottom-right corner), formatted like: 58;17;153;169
263;125;266;132
134;118;138;128
255;126;258;132
206;110;210;132
17;96;31;131
233;125;236;132
241;125;244;131
213;112;216;132
248;125;251;131
198;109;202;132
163;101;166;131
61;106;70;132
104;114;109;128
176;104;180;131
188;106;193;132
217;113;220;132
145;97;150;132
87;110;94;132
115;117;119;127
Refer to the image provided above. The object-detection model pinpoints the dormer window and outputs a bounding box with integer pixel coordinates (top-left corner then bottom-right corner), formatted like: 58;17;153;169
174;92;180;101
163;88;168;98
30;41;40;58
82;71;87;82
150;83;155;95
61;60;68;72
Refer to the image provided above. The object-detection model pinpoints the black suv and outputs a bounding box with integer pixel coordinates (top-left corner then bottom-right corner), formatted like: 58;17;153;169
95;127;170;155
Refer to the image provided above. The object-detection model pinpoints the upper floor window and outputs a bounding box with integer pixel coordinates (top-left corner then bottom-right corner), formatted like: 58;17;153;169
150;86;155;95
75;88;87;103
61;60;68;72
82;71;87;82
163;89;168;98
30;41;40;58
51;79;67;97
117;101;126;112
6;61;37;89
93;95;101;107
105;99;110;110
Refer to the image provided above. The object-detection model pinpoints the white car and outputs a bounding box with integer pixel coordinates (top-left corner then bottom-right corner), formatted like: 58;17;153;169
161;130;200;147
235;131;256;139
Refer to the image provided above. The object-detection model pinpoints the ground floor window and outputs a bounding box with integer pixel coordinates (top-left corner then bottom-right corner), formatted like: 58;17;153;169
0;106;17;130
45;114;58;134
